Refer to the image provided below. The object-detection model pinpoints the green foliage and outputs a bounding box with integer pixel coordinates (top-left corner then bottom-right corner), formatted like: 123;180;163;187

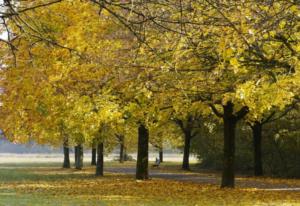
192;111;300;177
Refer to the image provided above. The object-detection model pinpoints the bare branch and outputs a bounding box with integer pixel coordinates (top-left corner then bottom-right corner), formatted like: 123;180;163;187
209;103;223;118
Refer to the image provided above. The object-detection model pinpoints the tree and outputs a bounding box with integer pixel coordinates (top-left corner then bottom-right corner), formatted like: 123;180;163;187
93;0;300;188
116;134;125;163
236;77;298;176
174;116;197;170
91;140;97;166
136;123;149;179
96;141;104;176
62;134;71;168
248;108;297;176
0;0;127;175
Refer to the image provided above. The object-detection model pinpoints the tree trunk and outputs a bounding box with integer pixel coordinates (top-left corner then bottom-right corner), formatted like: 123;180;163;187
136;124;149;180
252;122;263;176
79;145;83;169
91;147;97;166
74;145;78;167
221;102;237;188
159;147;163;163
119;135;125;163
75;144;83;170
96;142;104;176
182;130;191;170
62;140;70;168
124;147;128;161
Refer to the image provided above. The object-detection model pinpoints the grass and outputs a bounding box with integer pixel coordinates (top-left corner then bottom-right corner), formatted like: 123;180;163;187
0;162;300;206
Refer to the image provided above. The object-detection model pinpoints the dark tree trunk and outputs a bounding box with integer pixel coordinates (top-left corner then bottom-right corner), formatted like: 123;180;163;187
136;124;149;180
210;101;248;189
91;147;97;166
75;144;83;170
221;102;237;188
96;142;104;176
182;130;191;170
159;147;163;163
62;140;70;168
119;135;125;163
79;145;83;168
252;122;263;176
74;145;78;167
124;147;128;161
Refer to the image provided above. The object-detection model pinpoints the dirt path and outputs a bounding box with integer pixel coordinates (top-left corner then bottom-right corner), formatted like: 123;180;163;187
105;167;300;191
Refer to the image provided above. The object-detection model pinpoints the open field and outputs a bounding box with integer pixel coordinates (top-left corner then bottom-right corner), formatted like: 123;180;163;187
1;156;300;206
0;153;198;164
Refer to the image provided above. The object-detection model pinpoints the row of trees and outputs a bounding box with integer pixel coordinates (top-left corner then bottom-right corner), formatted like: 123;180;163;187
0;0;299;188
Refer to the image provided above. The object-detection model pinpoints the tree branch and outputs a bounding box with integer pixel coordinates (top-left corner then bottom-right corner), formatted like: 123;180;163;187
234;106;249;120
209;103;223;118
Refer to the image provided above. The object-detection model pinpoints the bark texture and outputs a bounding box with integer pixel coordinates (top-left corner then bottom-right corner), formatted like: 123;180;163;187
96;142;104;176
136;124;149;180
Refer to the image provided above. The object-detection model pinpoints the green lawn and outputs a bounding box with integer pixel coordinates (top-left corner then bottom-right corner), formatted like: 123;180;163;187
1;162;300;206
